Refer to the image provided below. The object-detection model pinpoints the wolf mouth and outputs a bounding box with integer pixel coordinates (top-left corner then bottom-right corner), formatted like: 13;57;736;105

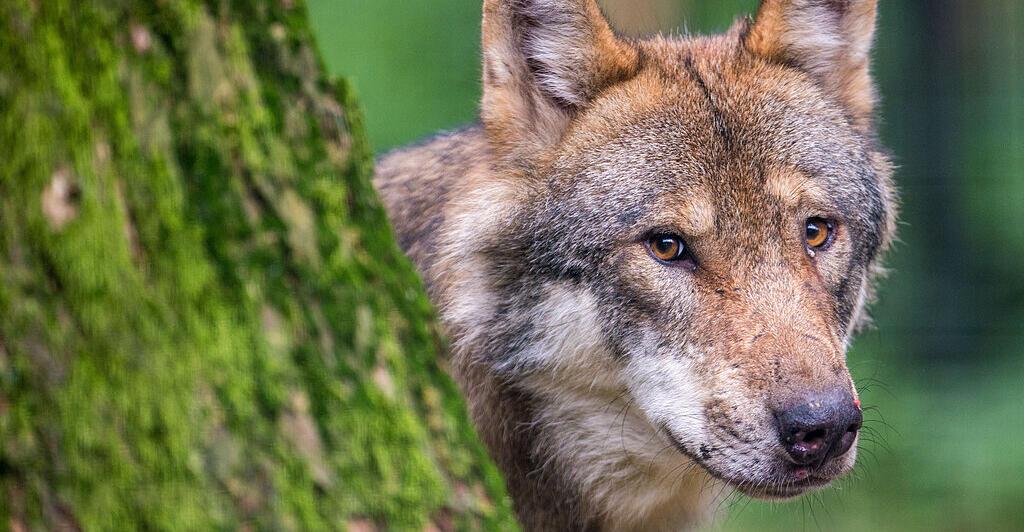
734;478;832;500
659;425;834;500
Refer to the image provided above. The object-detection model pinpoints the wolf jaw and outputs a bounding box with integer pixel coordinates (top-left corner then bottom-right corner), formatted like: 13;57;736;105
374;0;897;530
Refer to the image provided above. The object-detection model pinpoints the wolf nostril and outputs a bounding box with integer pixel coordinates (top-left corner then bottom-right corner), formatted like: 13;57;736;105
830;411;864;460
803;428;827;444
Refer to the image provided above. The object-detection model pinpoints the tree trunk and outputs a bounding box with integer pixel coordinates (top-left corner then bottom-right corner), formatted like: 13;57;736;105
0;1;514;530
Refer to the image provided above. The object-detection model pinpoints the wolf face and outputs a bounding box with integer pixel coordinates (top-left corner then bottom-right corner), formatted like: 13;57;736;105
376;0;897;528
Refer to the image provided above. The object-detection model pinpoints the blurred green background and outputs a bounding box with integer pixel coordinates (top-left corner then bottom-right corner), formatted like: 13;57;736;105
307;1;1024;530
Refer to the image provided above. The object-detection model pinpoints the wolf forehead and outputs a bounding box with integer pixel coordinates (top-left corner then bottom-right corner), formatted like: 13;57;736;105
525;43;890;254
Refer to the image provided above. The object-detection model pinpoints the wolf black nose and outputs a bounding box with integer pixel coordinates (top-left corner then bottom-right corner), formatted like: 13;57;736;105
775;391;863;467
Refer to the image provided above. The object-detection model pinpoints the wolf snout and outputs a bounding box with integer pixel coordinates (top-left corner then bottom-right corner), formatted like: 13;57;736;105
774;390;863;468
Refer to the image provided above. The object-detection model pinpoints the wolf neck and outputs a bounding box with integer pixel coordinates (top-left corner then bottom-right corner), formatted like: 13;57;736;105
521;370;725;531
457;281;725;529
458;358;724;531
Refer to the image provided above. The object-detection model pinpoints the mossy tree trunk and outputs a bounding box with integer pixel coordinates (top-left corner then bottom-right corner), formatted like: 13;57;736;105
0;1;514;530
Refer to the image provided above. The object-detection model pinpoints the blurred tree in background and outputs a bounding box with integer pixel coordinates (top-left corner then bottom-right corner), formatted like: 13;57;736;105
310;0;1024;530
0;0;514;529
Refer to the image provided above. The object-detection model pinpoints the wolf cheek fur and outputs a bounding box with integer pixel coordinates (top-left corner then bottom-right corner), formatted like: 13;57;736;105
374;0;897;530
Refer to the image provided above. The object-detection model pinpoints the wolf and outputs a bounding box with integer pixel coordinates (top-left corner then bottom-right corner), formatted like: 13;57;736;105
374;0;897;529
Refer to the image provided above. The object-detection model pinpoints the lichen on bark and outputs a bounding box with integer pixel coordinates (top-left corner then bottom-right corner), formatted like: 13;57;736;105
0;0;515;530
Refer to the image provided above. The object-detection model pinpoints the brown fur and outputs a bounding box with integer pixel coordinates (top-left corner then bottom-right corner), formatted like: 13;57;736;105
375;1;896;529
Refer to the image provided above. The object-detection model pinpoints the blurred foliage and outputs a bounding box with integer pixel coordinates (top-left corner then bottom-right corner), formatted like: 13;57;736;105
309;0;1024;530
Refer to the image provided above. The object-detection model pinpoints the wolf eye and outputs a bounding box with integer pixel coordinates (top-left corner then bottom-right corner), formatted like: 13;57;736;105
647;234;690;264
805;218;835;250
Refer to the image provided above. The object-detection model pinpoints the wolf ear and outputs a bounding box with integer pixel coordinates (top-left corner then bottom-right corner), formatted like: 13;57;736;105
481;0;639;159
745;0;879;130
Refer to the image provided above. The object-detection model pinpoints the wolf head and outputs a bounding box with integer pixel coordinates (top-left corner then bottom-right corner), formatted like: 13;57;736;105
442;0;897;519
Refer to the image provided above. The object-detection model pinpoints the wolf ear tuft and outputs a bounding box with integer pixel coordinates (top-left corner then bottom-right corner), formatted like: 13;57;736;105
745;0;879;130
481;0;639;159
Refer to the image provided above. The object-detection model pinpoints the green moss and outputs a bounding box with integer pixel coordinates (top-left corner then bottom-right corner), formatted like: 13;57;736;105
0;0;516;529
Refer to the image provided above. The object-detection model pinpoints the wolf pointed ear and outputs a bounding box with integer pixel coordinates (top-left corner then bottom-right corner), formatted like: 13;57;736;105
481;0;639;159
745;0;879;130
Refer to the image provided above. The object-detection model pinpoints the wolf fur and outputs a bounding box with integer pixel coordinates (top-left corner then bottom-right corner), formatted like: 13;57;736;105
374;1;897;530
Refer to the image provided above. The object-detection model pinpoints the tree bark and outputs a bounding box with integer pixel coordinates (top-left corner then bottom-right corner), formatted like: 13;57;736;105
0;0;514;530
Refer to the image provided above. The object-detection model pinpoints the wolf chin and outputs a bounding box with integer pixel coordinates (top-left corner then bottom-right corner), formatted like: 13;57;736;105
374;0;898;530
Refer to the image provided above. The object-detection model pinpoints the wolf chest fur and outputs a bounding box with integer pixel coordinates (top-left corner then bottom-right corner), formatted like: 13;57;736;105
374;0;897;530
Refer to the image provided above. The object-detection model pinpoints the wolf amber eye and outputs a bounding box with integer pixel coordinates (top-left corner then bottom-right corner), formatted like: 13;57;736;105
647;235;688;263
805;218;834;249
